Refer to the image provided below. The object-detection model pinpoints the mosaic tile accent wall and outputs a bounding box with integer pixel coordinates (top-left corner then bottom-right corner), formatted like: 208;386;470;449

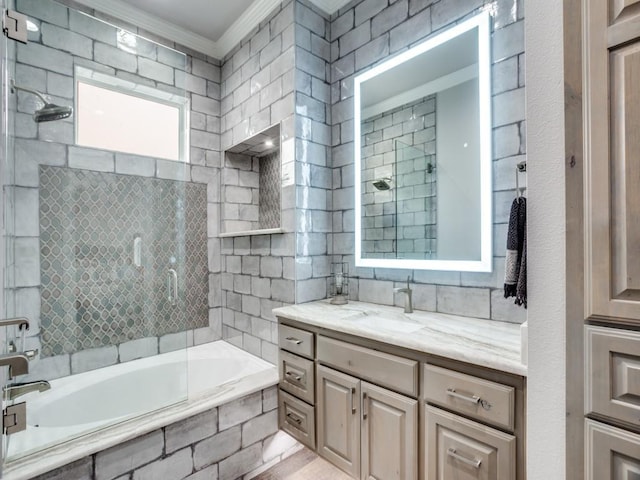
39;166;209;356
360;95;438;259
259;151;281;230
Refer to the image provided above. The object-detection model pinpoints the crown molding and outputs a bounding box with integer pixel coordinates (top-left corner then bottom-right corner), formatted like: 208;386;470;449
73;0;281;59
217;0;282;57
72;0;350;58
308;0;352;15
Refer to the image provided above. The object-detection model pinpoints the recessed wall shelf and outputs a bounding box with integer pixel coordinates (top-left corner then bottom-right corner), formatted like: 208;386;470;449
221;123;282;237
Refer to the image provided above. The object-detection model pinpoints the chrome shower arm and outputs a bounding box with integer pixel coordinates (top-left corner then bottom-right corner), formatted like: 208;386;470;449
10;79;49;104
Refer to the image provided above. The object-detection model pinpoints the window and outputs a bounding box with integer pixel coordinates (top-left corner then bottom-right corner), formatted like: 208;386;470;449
75;67;189;162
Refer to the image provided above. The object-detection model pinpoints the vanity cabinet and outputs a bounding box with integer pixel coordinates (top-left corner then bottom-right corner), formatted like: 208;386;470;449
276;317;526;480
277;324;316;449
316;364;419;480
423;364;517;480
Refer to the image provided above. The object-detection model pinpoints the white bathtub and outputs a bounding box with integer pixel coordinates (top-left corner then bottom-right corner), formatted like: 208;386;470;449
4;340;278;476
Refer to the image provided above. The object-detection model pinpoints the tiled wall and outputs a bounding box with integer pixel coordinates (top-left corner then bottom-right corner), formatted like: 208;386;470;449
293;1;333;305
222;149;282;233
218;0;333;363
330;0;527;324
29;386;302;480
6;0;224;380
361;94;437;259
39;166;208;358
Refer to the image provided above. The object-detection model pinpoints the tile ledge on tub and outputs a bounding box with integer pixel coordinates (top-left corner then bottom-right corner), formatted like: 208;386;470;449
273;300;527;377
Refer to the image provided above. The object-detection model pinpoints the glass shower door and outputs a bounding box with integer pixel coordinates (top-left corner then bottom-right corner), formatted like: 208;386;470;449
0;0;201;465
395;140;437;259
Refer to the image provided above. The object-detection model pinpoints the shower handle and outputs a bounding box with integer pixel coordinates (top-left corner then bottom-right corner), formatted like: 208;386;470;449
167;268;178;306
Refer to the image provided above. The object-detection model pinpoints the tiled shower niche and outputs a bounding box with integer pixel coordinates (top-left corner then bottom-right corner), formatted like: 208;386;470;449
39;166;209;356
361;95;438;259
221;124;281;235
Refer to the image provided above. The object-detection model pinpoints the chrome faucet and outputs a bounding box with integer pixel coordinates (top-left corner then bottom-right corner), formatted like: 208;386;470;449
0;353;30;379
4;380;51;401
393;276;413;314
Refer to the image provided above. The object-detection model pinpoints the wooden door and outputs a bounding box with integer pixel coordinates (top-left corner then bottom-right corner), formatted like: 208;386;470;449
585;0;640;324
316;365;361;478
360;382;418;480
425;405;515;480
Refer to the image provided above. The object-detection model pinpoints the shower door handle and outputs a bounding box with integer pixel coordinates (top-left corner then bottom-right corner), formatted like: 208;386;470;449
167;268;178;306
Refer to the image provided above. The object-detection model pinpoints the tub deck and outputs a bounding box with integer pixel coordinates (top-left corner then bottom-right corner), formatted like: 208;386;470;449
2;341;278;480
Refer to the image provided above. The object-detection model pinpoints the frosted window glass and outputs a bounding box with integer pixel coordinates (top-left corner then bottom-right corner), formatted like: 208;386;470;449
76;82;183;161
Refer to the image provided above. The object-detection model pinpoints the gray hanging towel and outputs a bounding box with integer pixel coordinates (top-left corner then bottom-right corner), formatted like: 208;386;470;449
504;197;527;308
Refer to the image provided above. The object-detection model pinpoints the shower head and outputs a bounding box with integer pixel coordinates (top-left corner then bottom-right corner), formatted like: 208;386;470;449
11;80;73;122
33;103;73;122
372;177;392;191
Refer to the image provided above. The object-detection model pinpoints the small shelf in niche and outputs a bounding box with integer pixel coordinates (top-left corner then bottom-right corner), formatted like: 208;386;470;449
221;123;282;236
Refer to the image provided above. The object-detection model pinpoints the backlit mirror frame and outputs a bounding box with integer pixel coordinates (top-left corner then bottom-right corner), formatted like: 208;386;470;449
354;11;492;272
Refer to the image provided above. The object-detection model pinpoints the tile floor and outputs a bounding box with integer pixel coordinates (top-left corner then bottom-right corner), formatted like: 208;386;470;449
253;448;352;479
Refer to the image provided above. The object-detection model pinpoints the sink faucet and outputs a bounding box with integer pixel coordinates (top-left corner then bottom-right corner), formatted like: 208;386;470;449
393;276;413;314
0;353;29;379
4;380;51;401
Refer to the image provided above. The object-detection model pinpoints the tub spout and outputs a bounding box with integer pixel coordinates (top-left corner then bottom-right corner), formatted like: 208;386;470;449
4;380;50;401
0;353;29;379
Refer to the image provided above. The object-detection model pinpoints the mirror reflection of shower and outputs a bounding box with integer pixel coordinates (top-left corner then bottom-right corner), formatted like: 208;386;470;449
373;177;392;191
10;79;73;122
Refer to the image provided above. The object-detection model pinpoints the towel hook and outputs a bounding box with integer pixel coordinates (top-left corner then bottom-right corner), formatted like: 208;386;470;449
515;161;527;198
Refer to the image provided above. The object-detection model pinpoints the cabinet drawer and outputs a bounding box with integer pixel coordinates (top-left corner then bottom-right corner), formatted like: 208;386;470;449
425;405;516;480
278;389;316;449
424;364;515;431
586;419;640;480
317;336;418;397
279;324;314;359
279;350;315;405
586;325;640;426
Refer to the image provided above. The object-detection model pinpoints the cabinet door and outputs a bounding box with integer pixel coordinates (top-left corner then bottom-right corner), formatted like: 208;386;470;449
585;0;640;324
316;365;361;478
425;405;515;480
361;382;418;480
586;419;640;480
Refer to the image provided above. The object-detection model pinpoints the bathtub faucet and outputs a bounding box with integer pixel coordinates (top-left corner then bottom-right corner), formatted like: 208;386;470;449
0;353;30;379
4;380;51;401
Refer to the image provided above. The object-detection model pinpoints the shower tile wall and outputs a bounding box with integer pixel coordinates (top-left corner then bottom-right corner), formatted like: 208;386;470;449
330;0;527;324
222;150;281;233
360;95;437;259
218;0;332;362
39;166;208;357
260;151;282;229
8;0;224;379
293;1;333;305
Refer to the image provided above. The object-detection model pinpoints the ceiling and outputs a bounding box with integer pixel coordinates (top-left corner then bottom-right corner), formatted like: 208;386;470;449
73;0;352;59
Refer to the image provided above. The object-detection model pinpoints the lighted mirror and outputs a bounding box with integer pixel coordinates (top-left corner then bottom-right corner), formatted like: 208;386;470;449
354;12;492;272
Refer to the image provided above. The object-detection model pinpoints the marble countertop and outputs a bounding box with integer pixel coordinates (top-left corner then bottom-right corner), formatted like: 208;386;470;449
273;300;527;377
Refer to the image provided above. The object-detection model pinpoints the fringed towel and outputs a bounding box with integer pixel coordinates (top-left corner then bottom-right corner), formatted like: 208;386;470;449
504;197;527;308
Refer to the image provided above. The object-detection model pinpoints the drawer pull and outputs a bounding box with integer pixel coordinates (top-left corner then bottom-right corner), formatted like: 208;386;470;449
285;371;303;382
350;387;356;414
447;388;492;410
447;448;482;469
285;337;303;345
362;392;368;420
286;412;303;426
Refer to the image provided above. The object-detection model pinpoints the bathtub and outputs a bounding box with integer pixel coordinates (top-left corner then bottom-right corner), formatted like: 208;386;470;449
3;341;278;477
